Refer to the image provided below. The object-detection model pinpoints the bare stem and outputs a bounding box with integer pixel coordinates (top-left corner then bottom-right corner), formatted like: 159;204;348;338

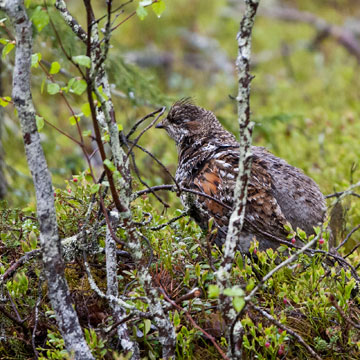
215;1;260;357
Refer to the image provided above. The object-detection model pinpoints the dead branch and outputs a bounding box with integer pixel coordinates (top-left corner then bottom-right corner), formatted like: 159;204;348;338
328;294;360;330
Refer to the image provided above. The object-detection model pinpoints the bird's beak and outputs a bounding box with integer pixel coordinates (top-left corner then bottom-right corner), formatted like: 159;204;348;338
155;121;164;129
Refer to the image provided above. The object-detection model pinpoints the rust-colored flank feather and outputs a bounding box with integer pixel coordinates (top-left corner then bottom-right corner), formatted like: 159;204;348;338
156;101;326;252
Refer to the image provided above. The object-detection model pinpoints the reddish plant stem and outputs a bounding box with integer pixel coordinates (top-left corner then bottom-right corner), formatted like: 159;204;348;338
160;288;229;360
84;12;124;212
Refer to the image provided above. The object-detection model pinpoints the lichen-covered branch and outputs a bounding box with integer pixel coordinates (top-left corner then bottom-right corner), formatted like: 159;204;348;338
215;0;260;358
55;0;88;43
105;211;140;359
220;0;259;277
1;1;94;359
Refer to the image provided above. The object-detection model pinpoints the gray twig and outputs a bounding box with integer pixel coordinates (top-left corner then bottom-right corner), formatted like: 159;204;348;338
214;1;260;357
4;1;94;358
336;224;360;251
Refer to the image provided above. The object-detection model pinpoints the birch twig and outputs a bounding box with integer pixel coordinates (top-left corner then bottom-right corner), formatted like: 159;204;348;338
1;1;94;358
215;0;260;358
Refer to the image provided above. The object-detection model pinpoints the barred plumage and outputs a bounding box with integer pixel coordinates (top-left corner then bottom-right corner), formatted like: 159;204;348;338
156;99;326;252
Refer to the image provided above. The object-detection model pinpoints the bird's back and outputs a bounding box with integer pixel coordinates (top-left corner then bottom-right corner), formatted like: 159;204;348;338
252;147;326;237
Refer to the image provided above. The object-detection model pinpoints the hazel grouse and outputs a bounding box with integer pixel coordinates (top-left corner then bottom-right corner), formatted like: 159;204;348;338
156;99;326;253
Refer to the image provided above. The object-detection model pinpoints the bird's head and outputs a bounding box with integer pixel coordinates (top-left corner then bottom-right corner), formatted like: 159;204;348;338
156;98;228;146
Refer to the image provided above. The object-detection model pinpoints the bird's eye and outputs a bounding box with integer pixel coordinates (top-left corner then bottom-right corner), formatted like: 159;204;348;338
168;115;181;125
170;116;191;125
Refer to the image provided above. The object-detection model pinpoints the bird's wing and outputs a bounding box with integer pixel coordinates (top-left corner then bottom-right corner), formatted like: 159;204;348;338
246;156;290;238
191;151;290;240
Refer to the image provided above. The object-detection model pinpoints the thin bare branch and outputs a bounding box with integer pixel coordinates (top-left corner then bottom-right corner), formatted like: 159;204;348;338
149;211;188;231
160;287;229;360
126;107;166;159
336;224;360;251
251;304;323;360
328;294;360;330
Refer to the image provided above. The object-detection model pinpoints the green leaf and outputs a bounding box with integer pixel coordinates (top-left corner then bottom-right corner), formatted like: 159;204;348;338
31;53;42;68
183;268;190;286
85;173;93;182
297;227;307;240
208;217;214;231
2;42;14;59
148;350;156;360
82;130;92;137
90;183;100;194
72;55;91;68
0;38;9;45
208;284;220;298
70;79;87;95
36;115;44;131
173;310;180;327
25;0;31;8
97;85;109;101
117;123;123;131
104;159;116;172
140;0;152;5
41;77;45;94
233;296;245;312
136;6;148;20
0;96;11;107
195;263;201;278
246;279;255;292
102;132;110;143
21;241;30;253
144;319;151;335
67;77;76;88
29;231;38;249
81;102;91;117
31;6;49;32
69;115;80;125
113;170;121;180
47;83;60;95
223;286;245;297
277;245;288;253
152;0;166;17
49;61;61;74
